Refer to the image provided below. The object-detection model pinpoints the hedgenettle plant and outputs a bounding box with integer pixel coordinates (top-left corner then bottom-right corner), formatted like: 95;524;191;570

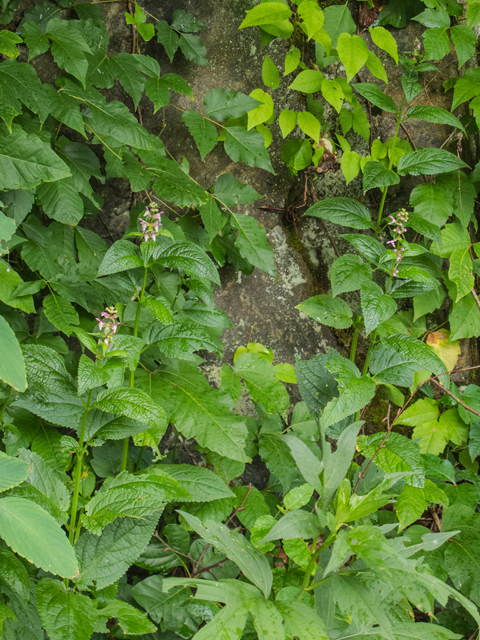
0;0;479;638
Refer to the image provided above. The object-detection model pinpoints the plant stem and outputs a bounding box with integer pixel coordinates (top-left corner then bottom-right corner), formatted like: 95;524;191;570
349;327;359;363
68;389;93;545
121;267;148;472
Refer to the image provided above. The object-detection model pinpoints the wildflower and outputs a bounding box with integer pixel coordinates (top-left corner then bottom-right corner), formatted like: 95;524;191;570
139;204;163;242
387;208;409;277
96;306;120;348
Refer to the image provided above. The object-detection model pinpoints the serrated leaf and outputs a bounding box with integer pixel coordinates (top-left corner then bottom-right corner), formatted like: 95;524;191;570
358;431;424;486
144;321;221;360
322;377;376;428
46;18;91;83
36;578;97;640
224;126;274;173
331;254;372;296
230;213;276;277
179;33;208;65
182;110;217;160
95;599;156;636
363;161;399;192
155;241;220;283
305;197;373;229
159;465;234;502
261;509;321;543
0;497;78;578
0;315;26;391
406;105;464;131
296;294;353;329
94;387;167;435
75;513;160;589
361;281;397;334
97;240;143;277
296;352;338;417
0;456;31;493
43;294;79;336
451;24;476;68
150;157;208;207
381;334;447;375
155;20;179;62
234;352;289;414
37;177;84;226
398;149;469;176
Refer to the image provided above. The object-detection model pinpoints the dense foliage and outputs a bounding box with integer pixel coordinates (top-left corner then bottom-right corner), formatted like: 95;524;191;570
0;0;480;638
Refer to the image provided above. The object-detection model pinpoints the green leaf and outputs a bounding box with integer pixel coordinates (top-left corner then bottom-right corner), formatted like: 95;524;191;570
262;510;321;543
413;7;450;27
136;363;250;462
77;355;108;396
295;352;338;417
296;294;353;329
0;548;30;603
363;160;399;192
0;125;70;190
158;464;234;502
46;18;91;84
94;387;167;436
230;213;276;277
369;26;398;64
0;315;26;391
144;321;222;360
452;67;480;110
18;449;70;513
284;484;314;511
322;4;355;49
449;246;474;301
289;69;324;93
97;240;143;277
37;177;84;226
381;334;446;375
0;262;35;314
179;32;208;65
305;197;373;229
36;578;97;640
276;601;328;640
259;433;297;493
155;241;220;283
331;254;372;296
125;2;155;41
423;26;450;61
396;481;448;529
450;293;480;340
451;24;476;68
199;196;224;241
337;33;369;82
340;149;360;185
75;513;160;589
467;1;480;27
179;511;273;597
406;105;464;131
155;20;179;62
0;497;78;578
297;111;320;142
361;282;397;334
182;110;217;160
262;54;280;89
358;431;424;486
239;3;291;29
285;45;301;75
322;378;376;428
409;182;453;227
369;344;420;386
398;149;469;176
353;83;398;113
224;126;274;173
95;599;156;636
247;89;274;129
151;157;208;207
43;294;79;336
234;352;289;414
0;455;30;492
279;109;297;137
171;9;206;32
204;88;261;121
214;172;262;207
0;31;22;58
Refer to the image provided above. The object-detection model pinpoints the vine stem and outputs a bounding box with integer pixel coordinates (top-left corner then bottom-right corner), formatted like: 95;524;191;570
121;267;148;472
68;389;94;545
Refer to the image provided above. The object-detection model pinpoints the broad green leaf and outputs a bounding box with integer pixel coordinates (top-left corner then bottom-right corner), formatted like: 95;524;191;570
342;233;386;265
94;387;167;436
467;1;480;27
431;222;470;257
337;33;369;82
322;79;344;112
250;598;285;640
247;89;274;129
298;0;325;39
361;281;397;334
331;254;372;296
262;54;280;89
363;161;399;192
261;510;321;543
155;20;179;62
0;497;78;578
352;83;398;113
0;262;35;314
423;26;450;61
322;378;376;428
451;24;476;68
259;433;297;493
279;109;297;137
0;31;22;59
77;355;109;396
76;513;160;589
136;364;250;462
125;2;155;41
409;182;453;227
324;421;363;505
398;149;469;176
214;172;262;207
155;241;220;284
341;149;360;185
18;449;70;513
36;578;97;640
369;344;421;386
296;294;353;329
284;483;314;511
234;352;289;414
406;105;464;131
97;240;143;277
224;126;274;173
46;18;92;84
0;455;30;492
275;601;328;640
449;246;474;301
0;125;70;190
358;431;424;486
0;548;30;603
322;4;355;48
450;293;480;340
296;111;320;142
305;197;373;229
239;3;291;29
230;212;276;277
289;69;323;93
95;599;156;636
396;481;448;530
37;177;84;226
145;320;222;359
295;352;338;417
182;110;217;160
0;315;26;391
179;511;273;597
379;334;446;376
43;294;79;336
158;464;234;502
178;33;208;65
204;88;261;121
284;45;301;75
150;157;208;207
369;26;398;64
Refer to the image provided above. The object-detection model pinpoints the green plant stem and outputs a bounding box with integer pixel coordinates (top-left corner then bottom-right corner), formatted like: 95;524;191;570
349;327;359;363
68;389;93;545
135;446;146;472
295;531;336;601
121;267;148;472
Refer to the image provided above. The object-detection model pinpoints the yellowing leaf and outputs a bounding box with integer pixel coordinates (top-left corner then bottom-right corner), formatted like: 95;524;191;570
247;89;274;130
426;329;460;371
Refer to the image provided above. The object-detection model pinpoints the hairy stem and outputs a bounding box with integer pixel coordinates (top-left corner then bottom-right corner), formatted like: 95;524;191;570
121;267;148;472
69;389;94;545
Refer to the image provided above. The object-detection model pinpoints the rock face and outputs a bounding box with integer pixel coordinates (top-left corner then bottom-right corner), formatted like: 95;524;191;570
15;1;478;397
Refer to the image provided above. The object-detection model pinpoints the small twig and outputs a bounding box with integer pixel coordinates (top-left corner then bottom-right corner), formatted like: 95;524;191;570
429;506;442;532
225;483;252;525
400;122;417;151
472;289;480;313
468;628;479;640
353;403;392;494
430;378;480;417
